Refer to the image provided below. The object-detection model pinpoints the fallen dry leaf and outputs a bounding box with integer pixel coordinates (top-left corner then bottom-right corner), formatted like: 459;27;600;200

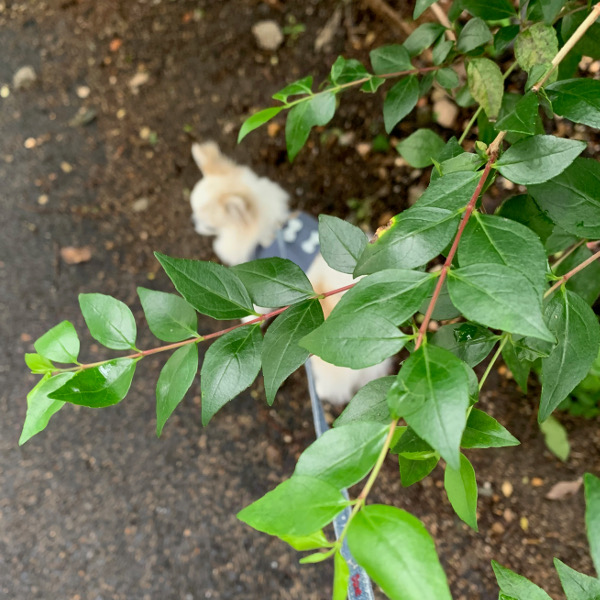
60;246;92;264
545;477;583;500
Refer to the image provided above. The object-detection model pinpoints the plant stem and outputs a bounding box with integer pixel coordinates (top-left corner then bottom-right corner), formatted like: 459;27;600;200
282;66;443;110
56;282;357;374
416;132;506;349
336;417;398;546
544;248;600;298
532;2;600;91
478;335;509;391
551;238;587;271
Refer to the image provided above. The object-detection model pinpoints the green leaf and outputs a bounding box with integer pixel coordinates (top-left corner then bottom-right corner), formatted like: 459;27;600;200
494;25;520;54
546;79;600;129
156;343;198;436
300;548;336;564
539;415;570;461
495;92;540;135
155;253;255;320
19;373;73;445
262;298;323;405
492;561;553;600
238;107;284;143
496;194;554;246
79;293;137;350
333;551;350;600
354;206;459;276
462;408;520;449
237;475;349;537
447;264;554;342
515;23;558;82
295;422;390;489
137;287;198;342
399;454;439;487
49;359;137;407
318;215;368;274
526;0;565;24
370;44;413;74
272;76;313;103
554;558;600;600
430;153;485;180
458;212;548;293
431;322;497;367
502;338;532;392
278;530;331;551
347;505;452;600
540;290;600;422
396;128;446;168
201;324;262;424
383;76;419;133
432;39;454;65
361;75;385;93
555;245;600;306
285;92;336;161
435;68;459;90
462;0;517;20
457;18;493;53
585;473;600;575
330;57;368;84
388;345;470;470
467;58;503;119
403;23;445;57
34;320;80;363
444;453;478;530
25;353;54;374
392;426;435;459
300;313;408;369
417;170;481;211
334;376;395;426
414;0;438;19
231;258;314;307
496;134;586;186
331;269;435;326
562;12;600;60
529;158;600;239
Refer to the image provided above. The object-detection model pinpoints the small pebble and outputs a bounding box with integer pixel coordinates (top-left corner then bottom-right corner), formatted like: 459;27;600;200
501;481;513;498
13;65;37;89
76;85;90;99
132;197;149;212
0;85;9;98
24;137;36;149
520;516;529;531
38;194;49;205
252;20;284;51
531;477;544;487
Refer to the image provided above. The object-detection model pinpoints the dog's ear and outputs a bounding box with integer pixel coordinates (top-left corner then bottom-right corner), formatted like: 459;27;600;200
222;194;254;225
191;142;233;175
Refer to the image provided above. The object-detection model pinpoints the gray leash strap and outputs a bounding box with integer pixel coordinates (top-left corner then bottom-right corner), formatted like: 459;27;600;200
275;226;374;599
305;359;375;600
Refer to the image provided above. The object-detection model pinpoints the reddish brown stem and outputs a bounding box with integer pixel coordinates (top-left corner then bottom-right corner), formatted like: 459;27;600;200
415;161;494;349
545;248;600;298
69;282;357;372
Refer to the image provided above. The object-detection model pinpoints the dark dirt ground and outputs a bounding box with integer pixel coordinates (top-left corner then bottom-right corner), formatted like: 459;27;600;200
1;1;599;599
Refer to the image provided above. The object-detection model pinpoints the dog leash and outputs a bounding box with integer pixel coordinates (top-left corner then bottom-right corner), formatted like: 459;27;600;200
304;360;375;600
273;225;375;599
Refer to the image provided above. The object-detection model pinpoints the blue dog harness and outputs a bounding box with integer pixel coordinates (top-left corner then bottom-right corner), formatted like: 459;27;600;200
253;212;321;273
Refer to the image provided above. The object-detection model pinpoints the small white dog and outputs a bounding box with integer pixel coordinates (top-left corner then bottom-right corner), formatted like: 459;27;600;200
189;141;391;404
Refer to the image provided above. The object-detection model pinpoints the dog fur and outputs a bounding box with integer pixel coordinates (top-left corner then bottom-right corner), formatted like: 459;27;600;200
190;141;391;404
